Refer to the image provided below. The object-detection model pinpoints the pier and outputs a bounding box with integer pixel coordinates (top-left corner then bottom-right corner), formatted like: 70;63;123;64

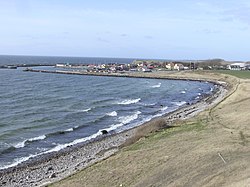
23;68;205;82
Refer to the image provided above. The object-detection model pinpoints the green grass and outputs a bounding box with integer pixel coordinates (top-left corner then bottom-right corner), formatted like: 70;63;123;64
126;121;204;151
213;70;250;79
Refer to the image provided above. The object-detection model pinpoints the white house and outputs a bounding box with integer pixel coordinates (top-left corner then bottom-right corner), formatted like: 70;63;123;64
227;63;246;70
174;63;184;71
165;62;174;70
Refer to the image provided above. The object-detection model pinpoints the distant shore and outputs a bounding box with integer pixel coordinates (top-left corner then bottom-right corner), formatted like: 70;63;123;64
0;71;230;187
23;68;224;84
0;64;54;69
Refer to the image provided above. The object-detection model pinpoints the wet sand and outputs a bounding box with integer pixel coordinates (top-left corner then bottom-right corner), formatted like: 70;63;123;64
0;71;229;187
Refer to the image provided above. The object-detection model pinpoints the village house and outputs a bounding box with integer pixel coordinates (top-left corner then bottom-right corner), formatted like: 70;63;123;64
227;63;246;70
165;62;175;70
174;63;185;71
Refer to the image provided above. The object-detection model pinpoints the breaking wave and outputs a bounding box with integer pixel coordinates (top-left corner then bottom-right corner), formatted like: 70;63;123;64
106;111;118;117
118;111;141;124
81;108;91;112
14;135;46;149
172;101;187;106
116;98;141;105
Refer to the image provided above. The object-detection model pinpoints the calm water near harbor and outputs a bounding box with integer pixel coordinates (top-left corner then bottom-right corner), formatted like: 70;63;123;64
0;56;214;169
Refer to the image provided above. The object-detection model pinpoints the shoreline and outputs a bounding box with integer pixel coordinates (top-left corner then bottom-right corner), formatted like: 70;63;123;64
0;72;229;187
23;68;221;83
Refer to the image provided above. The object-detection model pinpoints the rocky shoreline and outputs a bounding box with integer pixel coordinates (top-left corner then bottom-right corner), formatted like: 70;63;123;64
0;74;228;187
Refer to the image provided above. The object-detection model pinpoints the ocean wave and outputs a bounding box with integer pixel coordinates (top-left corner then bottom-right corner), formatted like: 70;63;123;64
98;111;142;133
14;135;46;148
14;141;25;149
161;106;169;111
106;111;117;117
0;130;105;170
99;123;123;133
64;128;74;132
46;126;79;136
80;108;91;112
151;83;161;88
172;101;187;106
118;111;141;125
44;131;103;154
180;91;186;94
0;153;38;170
1;123;122;169
116;98;141;105
0;146;16;155
91;98;114;105
142;102;156;106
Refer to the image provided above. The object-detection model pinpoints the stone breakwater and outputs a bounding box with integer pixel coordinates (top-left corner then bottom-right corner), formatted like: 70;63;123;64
0;72;228;187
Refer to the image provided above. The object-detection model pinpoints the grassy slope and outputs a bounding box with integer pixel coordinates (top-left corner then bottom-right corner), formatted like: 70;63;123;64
213;70;250;79
51;71;250;187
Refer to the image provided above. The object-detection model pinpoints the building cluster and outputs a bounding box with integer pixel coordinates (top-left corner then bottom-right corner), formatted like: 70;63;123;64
56;61;193;73
55;60;250;73
226;63;250;70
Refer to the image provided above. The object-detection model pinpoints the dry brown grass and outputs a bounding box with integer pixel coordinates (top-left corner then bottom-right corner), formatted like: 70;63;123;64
51;71;250;187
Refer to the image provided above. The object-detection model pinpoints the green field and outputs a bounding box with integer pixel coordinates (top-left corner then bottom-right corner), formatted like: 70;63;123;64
213;70;250;79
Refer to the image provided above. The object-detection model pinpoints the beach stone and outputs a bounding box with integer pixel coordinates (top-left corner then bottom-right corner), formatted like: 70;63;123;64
101;130;108;134
49;173;56;178
47;166;53;171
1;181;6;185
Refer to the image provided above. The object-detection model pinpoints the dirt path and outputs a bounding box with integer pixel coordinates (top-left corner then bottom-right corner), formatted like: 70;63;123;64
51;72;250;187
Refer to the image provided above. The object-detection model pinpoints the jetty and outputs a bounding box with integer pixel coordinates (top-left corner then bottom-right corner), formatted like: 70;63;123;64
23;68;212;83
0;64;54;69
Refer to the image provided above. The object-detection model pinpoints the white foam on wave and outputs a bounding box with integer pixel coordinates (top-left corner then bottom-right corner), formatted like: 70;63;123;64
118;111;141;124
0;154;38;170
14;141;26;149
151;83;161;88
44;131;103;154
65;128;74;132
117;98;141;105
103;111;142;133
81;108;91;112
172;101;187;106
101;123;124;132
106;111;118;117
180;91;186;94
2;131;101;169
14;135;46;148
28;135;46;142
161;106;169;111
1;110;141;170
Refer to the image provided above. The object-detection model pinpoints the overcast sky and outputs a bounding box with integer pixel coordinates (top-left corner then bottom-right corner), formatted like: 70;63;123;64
0;0;250;60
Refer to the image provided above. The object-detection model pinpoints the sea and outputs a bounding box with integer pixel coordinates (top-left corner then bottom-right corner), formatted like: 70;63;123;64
0;55;214;170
